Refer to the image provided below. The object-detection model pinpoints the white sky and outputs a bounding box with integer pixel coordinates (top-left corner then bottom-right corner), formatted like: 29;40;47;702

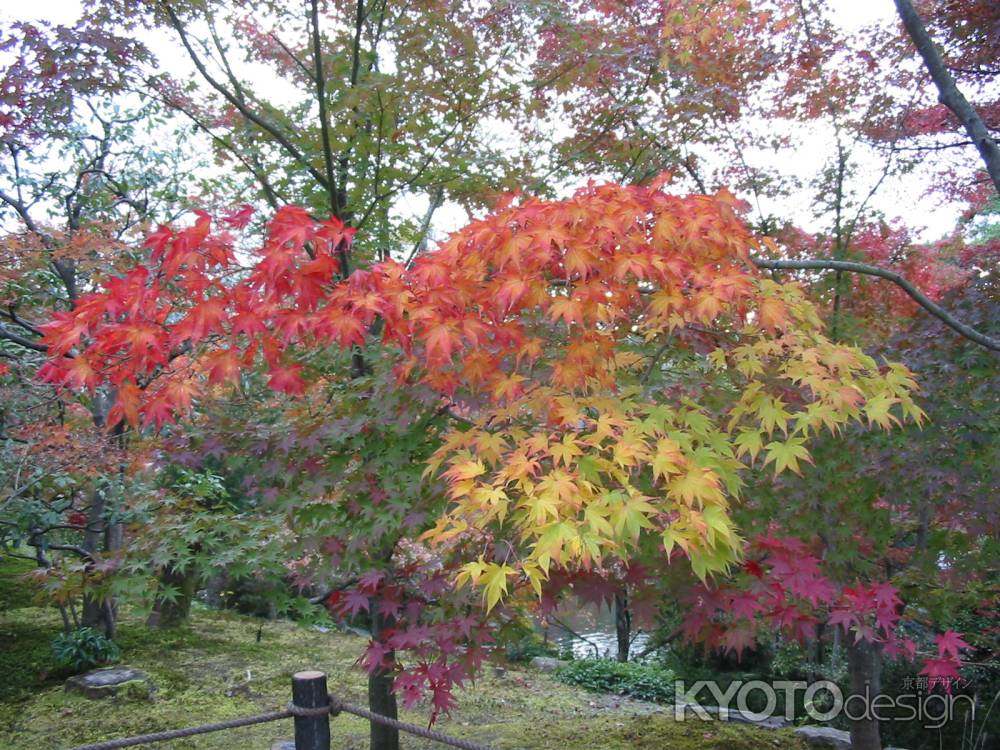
0;0;965;242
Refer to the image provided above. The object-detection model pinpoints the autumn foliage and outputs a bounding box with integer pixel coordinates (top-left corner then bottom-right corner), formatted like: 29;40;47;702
38;179;924;614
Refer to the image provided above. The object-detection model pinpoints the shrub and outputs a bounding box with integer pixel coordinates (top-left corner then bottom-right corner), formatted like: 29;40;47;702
504;636;559;663
51;627;121;672
555;659;676;704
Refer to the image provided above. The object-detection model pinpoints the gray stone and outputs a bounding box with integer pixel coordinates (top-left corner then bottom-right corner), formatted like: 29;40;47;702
529;656;568;672
793;726;853;749
672;702;788;729
716;707;789;729
64;666;155;700
270;742;295;750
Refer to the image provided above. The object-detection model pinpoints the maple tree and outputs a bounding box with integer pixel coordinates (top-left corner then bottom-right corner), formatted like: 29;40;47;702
30;176;931;741
3;5;998;750
0;15;204;636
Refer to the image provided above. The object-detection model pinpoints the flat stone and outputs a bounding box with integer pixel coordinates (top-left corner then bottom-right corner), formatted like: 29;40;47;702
529;656;568;672
716;707;789;729
270;742;295;750
64;666;155;700
672;702;788;728
793;726;852;749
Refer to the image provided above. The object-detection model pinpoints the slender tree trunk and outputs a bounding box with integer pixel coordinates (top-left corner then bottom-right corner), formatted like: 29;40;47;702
894;0;1000;196
81;486;116;638
846;637;883;750
147;564;199;628
204;572;227;608
368;602;399;750
614;589;631;663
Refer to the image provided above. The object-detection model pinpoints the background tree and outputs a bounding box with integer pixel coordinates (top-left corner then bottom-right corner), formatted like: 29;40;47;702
0;16;202;636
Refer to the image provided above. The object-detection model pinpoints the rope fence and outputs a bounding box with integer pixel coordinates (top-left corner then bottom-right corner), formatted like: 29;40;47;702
66;670;497;750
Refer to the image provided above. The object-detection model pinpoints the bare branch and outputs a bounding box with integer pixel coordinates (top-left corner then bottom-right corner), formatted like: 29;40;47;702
0;325;48;352
751;257;1000;351
159;1;332;192
894;0;1000;195
311;0;344;231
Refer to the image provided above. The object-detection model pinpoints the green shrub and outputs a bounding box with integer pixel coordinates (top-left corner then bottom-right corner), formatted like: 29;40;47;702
51;627;121;673
505;636;559;663
556;659;676;704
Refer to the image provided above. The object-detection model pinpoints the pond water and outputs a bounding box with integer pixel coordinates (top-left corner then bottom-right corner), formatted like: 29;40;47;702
536;602;652;660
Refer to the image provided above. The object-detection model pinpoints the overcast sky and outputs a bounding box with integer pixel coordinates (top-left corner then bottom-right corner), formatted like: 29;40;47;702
0;0;965;242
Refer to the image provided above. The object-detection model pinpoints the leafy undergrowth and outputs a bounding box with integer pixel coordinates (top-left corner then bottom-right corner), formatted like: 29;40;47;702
0;561;808;750
555;660;677;704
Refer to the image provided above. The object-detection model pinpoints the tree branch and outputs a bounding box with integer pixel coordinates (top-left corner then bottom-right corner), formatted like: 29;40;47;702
160;1;332;192
311;0;341;224
894;0;1000;195
0;325;48;352
751;257;1000;351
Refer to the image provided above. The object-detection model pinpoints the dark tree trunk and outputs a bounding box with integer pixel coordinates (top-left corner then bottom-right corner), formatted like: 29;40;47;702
614;589;631;663
846;637;883;750
368;603;399;750
81;487;116;638
204;572;227;608
147;564;199;628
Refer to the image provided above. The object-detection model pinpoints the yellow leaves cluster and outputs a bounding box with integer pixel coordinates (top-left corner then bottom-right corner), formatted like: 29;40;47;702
409;181;923;611
427;387;746;601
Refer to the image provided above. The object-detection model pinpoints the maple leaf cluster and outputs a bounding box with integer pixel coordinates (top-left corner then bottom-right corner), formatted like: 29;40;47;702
36;179;924;614
681;534;971;690
326;565;489;721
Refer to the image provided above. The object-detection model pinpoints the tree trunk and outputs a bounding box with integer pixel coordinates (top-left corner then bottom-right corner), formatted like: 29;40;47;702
204;572;228;608
368;602;399;750
147;564;199;628
81;486;116;638
614;589;631;663
846;637;883;750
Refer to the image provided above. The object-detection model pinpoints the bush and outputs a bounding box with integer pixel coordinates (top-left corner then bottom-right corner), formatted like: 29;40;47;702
504;635;559;663
51;627;121;673
555;659;676;704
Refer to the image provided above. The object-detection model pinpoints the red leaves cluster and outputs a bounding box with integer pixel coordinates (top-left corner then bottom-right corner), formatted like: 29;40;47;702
38;180;769;432
37;204;356;427
681;533;970;689
326;566;489;721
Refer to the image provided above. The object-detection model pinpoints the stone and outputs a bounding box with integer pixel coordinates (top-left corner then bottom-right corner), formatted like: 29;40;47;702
529;656;568;672
793;726;853;749
64;666;156;700
716;707;789;729
672;702;788;728
270;742;295;750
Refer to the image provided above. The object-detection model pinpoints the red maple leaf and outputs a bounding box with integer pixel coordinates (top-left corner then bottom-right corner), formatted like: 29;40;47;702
935;630;971;659
267;365;306;395
222;203;255;229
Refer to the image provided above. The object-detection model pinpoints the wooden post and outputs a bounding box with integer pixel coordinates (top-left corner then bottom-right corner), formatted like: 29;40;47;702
292;670;331;750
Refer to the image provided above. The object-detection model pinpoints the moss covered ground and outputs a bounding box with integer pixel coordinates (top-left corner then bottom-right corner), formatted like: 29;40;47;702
0;558;808;750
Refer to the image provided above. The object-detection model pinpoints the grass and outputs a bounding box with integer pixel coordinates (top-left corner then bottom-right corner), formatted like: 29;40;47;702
0;558;809;750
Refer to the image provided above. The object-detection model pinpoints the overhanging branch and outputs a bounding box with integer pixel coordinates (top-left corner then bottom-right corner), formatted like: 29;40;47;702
894;0;1000;195
751;257;999;351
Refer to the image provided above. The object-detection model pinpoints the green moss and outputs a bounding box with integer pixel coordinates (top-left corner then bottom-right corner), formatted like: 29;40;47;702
0;556;38;610
0;556;806;749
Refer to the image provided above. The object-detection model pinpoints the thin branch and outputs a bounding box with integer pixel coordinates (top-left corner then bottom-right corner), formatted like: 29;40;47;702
160;1;332;192
2;306;43;337
894;0;1000;195
311;0;344;234
0;325;48;352
642;336;674;384
751;257;1000;351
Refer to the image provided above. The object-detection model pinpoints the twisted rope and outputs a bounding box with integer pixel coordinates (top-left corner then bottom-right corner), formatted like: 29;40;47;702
66;693;498;750
67;708;292;750
330;695;496;750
